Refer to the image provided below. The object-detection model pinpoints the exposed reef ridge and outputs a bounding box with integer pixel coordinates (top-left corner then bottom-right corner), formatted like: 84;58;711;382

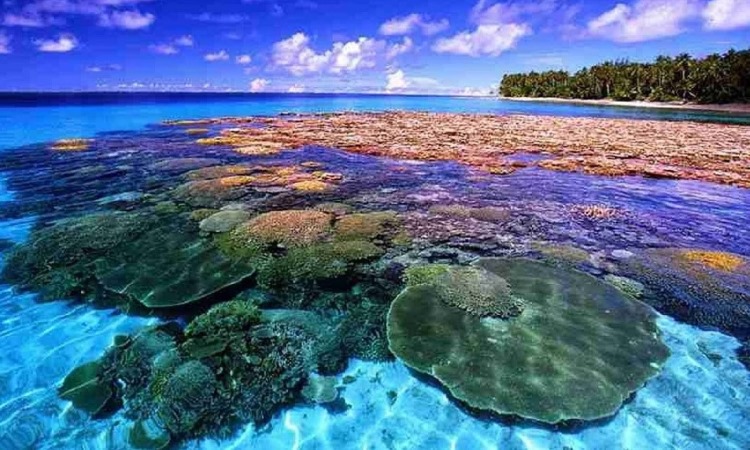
166;111;750;187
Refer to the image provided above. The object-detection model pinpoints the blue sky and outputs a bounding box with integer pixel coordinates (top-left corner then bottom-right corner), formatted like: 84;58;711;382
0;0;748;93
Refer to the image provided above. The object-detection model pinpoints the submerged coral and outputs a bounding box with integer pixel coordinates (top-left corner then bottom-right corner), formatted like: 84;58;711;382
623;248;750;341
387;258;669;424
51;138;91;151
233;209;333;248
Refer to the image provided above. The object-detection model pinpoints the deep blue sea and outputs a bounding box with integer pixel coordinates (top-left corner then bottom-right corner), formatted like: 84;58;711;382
0;93;748;450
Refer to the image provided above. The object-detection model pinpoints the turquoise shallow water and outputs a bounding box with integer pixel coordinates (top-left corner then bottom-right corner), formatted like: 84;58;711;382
1;93;750;149
0;93;749;449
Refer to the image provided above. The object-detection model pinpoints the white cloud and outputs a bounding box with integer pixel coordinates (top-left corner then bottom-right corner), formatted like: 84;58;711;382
703;0;750;30
149;35;193;55
35;33;78;52
2;12;52;27
386;37;413;60
587;0;702;42
249;78;269;92
98;9;154;29
149;43;177;55
0;32;10;54
385;69;440;92
385;70;409;90
174;35;194;46
205;50;230;61
271;32;413;76
470;0;561;24
432;23;531;57
379;13;449;36
236;54;252;64
288;84;305;93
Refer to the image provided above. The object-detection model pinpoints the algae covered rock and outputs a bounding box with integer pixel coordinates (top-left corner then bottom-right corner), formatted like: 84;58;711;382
387;258;669;424
301;374;338;404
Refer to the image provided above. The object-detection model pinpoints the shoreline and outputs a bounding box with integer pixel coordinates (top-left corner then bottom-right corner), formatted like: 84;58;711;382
499;96;750;115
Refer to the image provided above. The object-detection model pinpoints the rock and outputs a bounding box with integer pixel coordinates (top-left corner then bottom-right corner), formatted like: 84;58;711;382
199;210;251;233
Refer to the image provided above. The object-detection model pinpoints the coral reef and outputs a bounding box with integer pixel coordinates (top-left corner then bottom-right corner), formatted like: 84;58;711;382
387;258;669;424
301;374;339;404
334;211;399;242
199;210;251;233
51;138;91;151
165;111;750;187
233;209;333;248
622;248;750;341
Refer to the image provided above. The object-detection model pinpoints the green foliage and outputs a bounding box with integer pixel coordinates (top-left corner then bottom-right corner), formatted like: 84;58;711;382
500;49;750;104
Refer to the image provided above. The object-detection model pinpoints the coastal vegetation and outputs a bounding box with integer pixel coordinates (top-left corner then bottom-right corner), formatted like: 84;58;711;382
500;49;750;104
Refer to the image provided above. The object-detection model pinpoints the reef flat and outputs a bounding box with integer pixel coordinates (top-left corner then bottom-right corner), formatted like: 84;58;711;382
0;112;749;449
167;111;750;187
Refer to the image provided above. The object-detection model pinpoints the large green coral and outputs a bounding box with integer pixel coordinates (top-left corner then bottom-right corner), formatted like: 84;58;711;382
387;258;669;424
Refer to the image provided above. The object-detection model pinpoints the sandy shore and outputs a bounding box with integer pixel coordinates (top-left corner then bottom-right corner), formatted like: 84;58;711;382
500;97;750;115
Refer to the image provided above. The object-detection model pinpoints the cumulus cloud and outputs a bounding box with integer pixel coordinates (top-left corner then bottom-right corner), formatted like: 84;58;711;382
98;9;154;29
385;69;440;92
205;50;230;62
236;54;252;65
385;70;409;90
271;32;413;76
149;43;177;54
0;32;10;54
433;1;536;57
149;35;195;55
287;84;306;93
3;0;156;30
703;0;750;30
174;35;194;46
379;13;449;36
249;78;269;92
432;23;531;56
35;33;78;52
587;0;702;42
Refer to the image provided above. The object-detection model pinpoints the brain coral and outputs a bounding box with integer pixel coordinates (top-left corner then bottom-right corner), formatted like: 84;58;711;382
388;258;669;424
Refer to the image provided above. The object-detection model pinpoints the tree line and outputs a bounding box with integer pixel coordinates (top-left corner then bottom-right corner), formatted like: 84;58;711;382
499;49;750;104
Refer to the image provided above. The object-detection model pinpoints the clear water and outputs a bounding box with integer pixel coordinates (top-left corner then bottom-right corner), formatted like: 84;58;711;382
0;93;748;450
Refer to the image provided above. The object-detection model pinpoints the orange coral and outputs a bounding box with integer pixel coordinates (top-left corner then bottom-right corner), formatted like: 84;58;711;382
680;250;746;272
290;180;332;192
234;210;332;248
51;139;91;151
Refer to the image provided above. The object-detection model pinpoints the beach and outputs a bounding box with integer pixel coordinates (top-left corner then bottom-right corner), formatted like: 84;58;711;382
500;96;750;115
